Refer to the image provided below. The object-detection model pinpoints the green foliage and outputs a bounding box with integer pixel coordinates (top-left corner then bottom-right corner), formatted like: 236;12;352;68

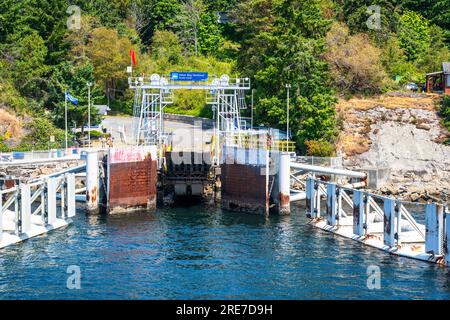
80;27;134;89
416;25;450;73
19;117;67;150
304;139;336;157
1;31;49;101
49;62;104;129
89;130;103;139
138;0;182;45
439;95;450;132
73;0;124;27
404;0;450;44
1;0;450;153
398;10;430;61
0;77;27;112
339;0;402;44
0;0;70;65
325;22;388;94
235;0;337;150
151;30;182;64
198;11;224;55
0;136;10;152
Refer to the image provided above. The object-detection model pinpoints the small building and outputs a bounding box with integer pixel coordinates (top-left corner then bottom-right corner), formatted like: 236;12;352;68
93;105;111;116
426;62;450;94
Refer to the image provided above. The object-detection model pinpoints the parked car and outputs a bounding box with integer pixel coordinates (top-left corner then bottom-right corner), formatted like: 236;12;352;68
405;82;419;92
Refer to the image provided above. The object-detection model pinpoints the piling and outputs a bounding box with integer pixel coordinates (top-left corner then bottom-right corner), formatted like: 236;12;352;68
445;210;450;265
47;177;57;224
425;204;444;256
383;198;396;247
306;177;314;218
66;173;76;218
326;183;337;227
278;152;290;215
19;184;31;234
86;151;99;213
353;190;365;237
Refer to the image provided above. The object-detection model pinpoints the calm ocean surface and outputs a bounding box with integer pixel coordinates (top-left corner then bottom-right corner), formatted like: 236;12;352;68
1;204;450;300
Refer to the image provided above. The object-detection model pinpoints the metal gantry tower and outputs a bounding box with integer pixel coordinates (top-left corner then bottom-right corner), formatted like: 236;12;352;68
132;74;173;146
207;75;249;151
129;74;250;164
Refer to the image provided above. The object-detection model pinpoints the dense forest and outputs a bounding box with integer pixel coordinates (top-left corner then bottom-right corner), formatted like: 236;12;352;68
0;0;449;154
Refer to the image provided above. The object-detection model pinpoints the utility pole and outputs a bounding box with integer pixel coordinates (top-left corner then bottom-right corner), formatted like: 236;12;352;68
87;82;93;148
286;84;291;144
251;89;254;130
107;87;110;111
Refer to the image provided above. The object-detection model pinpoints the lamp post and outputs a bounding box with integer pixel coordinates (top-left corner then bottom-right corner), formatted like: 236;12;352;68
87;82;93;148
64;89;68;152
251;89;255;130
285;84;291;144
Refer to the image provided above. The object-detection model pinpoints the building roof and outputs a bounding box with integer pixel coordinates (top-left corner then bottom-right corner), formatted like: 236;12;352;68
443;62;450;74
426;71;443;77
93;105;110;116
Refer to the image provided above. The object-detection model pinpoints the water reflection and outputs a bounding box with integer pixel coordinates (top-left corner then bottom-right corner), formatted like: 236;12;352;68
0;204;449;299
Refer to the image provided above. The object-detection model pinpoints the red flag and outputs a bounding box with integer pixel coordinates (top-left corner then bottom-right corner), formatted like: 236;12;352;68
130;49;136;66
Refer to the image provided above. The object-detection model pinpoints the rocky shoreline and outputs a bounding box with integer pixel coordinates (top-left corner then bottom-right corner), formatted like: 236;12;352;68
376;172;450;203
338;93;450;205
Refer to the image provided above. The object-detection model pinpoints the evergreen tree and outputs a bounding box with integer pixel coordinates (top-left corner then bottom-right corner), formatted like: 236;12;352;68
234;0;337;151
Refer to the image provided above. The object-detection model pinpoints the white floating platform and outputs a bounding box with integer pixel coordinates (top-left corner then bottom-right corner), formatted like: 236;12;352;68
309;218;445;265
0;210;72;249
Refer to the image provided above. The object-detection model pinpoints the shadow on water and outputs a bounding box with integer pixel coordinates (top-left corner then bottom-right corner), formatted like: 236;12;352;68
0;203;449;299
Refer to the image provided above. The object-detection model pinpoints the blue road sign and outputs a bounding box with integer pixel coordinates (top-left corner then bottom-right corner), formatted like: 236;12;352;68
170;72;208;82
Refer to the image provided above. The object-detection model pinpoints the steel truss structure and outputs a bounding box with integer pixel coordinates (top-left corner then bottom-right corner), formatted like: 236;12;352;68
129;74;250;164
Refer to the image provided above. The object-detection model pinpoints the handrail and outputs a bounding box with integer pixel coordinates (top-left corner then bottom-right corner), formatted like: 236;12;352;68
400;205;425;240
292;164;366;179
309;177;426;241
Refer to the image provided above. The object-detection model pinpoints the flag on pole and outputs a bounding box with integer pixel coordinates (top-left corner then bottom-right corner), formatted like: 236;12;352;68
65;92;79;105
130;49;137;66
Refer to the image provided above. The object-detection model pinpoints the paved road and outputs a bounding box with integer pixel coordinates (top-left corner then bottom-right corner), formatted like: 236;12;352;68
101;116;213;151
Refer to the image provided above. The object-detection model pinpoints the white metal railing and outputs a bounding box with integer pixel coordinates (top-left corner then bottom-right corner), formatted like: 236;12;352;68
0;174;76;240
129;75;251;90
306;178;436;253
295;156;342;168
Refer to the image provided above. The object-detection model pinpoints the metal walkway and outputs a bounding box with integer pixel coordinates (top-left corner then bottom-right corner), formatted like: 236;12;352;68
0;173;77;249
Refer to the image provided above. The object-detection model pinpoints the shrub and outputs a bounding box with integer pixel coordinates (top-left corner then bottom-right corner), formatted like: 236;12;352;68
304;140;336;157
20;117;67;150
0;136;10;152
89;130;103;139
325;22;388;94
439;95;450;132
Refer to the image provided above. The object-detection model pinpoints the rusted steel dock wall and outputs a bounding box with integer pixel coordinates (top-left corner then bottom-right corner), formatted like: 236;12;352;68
221;163;269;214
106;146;158;214
220;147;275;215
